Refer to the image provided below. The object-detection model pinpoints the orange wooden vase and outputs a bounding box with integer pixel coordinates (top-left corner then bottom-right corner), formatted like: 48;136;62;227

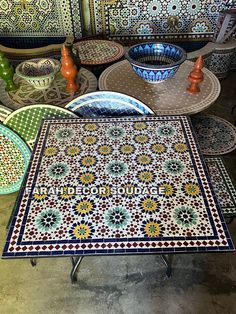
61;45;79;93
187;56;204;94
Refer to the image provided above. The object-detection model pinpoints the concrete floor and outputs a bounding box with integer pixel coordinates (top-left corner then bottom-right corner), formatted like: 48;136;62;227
0;72;236;314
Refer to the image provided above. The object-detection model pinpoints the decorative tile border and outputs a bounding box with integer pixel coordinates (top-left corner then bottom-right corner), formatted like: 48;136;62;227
2;116;234;258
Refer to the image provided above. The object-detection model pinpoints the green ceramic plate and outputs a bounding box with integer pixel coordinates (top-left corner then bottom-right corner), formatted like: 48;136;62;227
0;124;31;195
4;104;78;148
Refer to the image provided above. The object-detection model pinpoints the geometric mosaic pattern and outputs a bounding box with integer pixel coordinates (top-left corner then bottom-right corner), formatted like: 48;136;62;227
0;104;12;123
7;69;97;108
73;40;124;65
2;116;234;258
99;60;221;115
88;0;234;40
191;114;236;155
4;105;78;149
0;0;82;38
205;157;236;218
207;49;236;79
0;124;31;195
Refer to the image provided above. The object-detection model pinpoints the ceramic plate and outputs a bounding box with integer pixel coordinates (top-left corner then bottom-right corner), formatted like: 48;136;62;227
65;91;154;117
0;124;31;195
4;104;78;149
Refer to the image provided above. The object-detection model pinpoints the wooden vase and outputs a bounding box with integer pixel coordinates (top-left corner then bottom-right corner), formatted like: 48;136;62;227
61;45;79;93
187;56;204;94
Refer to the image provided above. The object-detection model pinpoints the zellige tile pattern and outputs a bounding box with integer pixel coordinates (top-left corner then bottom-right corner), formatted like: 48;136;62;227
205;157;236;218
2;116;234;258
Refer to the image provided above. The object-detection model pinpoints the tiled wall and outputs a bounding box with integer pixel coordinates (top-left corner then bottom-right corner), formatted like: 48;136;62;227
0;0;82;47
86;0;234;41
0;0;234;47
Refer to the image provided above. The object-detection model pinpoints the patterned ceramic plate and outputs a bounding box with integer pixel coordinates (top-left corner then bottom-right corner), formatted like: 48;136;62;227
205;157;236;217
191;114;236;155
0;104;12;122
73;40;124;65
4;104;78;149
0;124;31;195
65;91;154;117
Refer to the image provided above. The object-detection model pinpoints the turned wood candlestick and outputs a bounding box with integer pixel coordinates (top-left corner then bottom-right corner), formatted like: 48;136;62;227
187;56;204;94
61;45;79;93
0;51;18;91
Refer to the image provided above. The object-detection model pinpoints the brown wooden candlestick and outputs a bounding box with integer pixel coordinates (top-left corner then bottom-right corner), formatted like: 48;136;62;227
61;45;79;93
187;56;204;94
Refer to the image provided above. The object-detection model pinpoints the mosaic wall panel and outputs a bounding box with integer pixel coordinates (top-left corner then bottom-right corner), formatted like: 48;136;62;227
0;0;82;38
87;0;234;40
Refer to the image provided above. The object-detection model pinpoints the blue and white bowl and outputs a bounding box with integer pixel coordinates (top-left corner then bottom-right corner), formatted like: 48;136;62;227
125;42;187;84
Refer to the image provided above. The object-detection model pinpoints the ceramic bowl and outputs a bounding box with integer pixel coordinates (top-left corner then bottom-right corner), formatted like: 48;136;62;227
16;58;61;90
125;42;187;84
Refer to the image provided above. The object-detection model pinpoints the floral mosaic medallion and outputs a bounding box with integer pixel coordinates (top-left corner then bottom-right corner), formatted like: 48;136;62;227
3;116;234;258
163;159;185;176
106;161;128;177
69;221;95;239
173;206;198;228
0;124;31;195
47;163;70;179
141;219;165;237
107;126;126;139
55;127;75;140
157;125;175;137
35;209;61;232
191;114;236;155
105;207;130;229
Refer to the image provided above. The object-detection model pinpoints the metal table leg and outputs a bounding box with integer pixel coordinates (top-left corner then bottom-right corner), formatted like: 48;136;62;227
70;256;83;283
30;258;37;267
160;254;172;277
225;217;234;224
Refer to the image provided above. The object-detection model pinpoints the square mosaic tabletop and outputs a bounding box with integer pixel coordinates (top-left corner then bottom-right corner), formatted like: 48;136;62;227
2;116;234;258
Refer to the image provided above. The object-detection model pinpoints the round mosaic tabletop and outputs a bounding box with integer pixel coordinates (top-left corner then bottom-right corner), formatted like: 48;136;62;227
191;114;236;155
99;60;221;115
73;40;124;65
0;68;97;110
0;124;31;195
4;104;78;149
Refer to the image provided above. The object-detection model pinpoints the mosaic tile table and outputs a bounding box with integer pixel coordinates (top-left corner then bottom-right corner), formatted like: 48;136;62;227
205;157;236;218
73;40;124;65
0;68;97;110
99;60;221;115
0;124;31;195
191;114;236;155
2;116;234;283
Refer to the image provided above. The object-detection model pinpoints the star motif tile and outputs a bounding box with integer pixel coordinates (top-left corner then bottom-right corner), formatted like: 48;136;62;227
2;116;234;258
